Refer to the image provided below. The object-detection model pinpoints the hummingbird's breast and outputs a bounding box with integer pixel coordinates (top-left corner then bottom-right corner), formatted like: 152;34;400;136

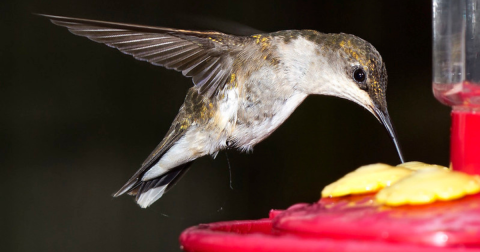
230;67;307;151
215;32;318;151
182;32;318;153
221;51;308;150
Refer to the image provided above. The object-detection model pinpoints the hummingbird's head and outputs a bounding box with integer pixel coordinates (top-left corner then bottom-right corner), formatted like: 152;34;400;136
333;34;389;117
300;32;404;162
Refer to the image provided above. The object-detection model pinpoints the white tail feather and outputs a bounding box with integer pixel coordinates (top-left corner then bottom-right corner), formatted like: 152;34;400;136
136;185;167;208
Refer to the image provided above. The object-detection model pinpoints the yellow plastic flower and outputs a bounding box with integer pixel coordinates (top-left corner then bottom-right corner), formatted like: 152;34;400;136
321;163;413;197
321;161;480;206
376;168;480;206
396;161;449;171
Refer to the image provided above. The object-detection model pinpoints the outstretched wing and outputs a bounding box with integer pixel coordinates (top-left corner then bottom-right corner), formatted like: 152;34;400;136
40;14;248;96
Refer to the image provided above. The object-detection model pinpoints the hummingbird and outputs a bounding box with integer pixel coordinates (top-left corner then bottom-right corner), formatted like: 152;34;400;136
41;14;404;208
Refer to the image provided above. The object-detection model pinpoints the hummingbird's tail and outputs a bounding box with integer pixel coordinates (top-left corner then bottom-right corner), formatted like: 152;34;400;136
114;162;193;208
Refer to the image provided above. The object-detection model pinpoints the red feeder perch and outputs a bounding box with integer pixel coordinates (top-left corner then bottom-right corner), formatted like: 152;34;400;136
180;194;480;252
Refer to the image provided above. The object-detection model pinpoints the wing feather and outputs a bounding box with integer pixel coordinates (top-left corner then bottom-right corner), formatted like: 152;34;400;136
41;14;249;96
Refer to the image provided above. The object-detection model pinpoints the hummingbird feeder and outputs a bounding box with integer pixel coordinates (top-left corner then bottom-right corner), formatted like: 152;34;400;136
179;0;480;251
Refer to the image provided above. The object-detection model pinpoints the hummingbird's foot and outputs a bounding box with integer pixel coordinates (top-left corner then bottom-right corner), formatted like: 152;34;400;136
321;163;413;198
376;167;480;206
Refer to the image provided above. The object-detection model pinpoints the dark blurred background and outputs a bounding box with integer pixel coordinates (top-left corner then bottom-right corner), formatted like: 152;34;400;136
2;0;450;251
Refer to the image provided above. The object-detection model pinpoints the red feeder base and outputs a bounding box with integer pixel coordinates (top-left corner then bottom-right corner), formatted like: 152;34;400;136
180;194;480;252
451;108;480;174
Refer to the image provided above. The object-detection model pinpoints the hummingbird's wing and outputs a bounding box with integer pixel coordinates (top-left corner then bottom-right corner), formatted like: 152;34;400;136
40;14;247;97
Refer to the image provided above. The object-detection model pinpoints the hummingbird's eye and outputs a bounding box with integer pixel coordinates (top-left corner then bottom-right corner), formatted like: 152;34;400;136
353;68;367;84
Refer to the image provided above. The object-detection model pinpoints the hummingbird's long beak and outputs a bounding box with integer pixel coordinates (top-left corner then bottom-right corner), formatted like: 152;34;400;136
372;107;405;163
